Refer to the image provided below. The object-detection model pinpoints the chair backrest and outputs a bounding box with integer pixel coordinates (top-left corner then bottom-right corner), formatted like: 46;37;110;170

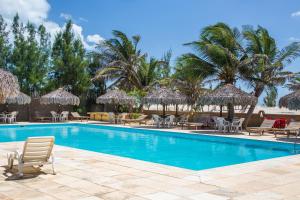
216;117;225;125
179;115;188;122
61;111;69;117
169;115;175;122
22;136;55;163
152;114;160;121
108;112;114;119
260;119;276;128
10;111;18;117
239;118;245;126
71;112;81;118
50;111;57;117
287;121;300;129
138;114;147;120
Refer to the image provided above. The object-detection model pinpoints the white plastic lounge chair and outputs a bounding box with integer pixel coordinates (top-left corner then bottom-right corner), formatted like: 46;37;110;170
0;113;6;123
108;112;115;123
231;118;245;133
50;111;59;122
271;121;300;138
115;113;127;124
215;117;230;132
7;136;55;177
165;115;175;128
6;111;18;124
178;115;189;129
152;114;162;128
122;114;148;125
247;119;276;135
60;111;69;122
71;112;90;121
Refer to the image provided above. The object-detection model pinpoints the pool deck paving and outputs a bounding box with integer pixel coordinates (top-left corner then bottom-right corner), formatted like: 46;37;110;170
0;122;300;199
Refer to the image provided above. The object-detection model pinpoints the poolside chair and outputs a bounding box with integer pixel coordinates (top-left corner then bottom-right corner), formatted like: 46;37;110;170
60;111;69;122
231;118;245;133
108;112;115;123
7;136;55;177
215;117;230;132
115;113;127;124
152;114;162;128
0;113;6;123
6;111;18;124
165;115;175;128
50;111;59;122
71;112;90;121
122;114;148;125
271;121;300;138
247;119;276;135
178;114;189;129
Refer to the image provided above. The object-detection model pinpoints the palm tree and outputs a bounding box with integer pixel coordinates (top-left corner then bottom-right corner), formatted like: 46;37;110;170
94;30;146;90
137;57;163;89
241;26;300;127
178;23;246;120
286;76;300;91
174;56;207;111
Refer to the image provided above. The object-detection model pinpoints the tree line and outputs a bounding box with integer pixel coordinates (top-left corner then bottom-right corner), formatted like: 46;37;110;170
1;14;300;126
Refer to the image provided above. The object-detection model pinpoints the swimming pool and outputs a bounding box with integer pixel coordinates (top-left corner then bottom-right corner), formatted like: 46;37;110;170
0;123;298;170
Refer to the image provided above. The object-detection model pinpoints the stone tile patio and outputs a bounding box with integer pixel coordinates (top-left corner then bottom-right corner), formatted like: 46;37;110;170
0;123;300;199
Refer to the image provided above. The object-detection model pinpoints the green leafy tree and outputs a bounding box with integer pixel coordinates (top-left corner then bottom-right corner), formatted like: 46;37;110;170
155;50;172;79
174;56;207;111
11;14;50;94
263;87;277;107
51;20;90;96
178;23;246;120
94;30;146;90
241;26;300;126
0;15;11;70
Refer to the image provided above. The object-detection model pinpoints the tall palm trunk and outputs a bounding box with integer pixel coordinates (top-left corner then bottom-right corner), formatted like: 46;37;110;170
227;103;234;122
243;87;264;128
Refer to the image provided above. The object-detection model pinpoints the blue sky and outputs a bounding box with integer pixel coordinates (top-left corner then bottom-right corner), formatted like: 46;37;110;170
1;0;300;104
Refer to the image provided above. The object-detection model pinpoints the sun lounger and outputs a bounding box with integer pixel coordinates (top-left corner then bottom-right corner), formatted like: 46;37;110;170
247;119;276;135
7;136;55;177
271;121;300;138
71;112;90;121
122;114;148;125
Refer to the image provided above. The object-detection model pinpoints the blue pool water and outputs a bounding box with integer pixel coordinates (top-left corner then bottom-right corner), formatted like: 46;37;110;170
0;124;298;170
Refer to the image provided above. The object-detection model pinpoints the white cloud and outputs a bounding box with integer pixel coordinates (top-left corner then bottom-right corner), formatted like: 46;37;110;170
0;0;50;24
291;11;300;17
60;13;72;20
79;17;88;22
288;37;300;42
0;0;102;50
87;34;104;44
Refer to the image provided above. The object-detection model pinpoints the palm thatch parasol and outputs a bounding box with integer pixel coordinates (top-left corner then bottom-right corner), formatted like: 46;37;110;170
96;89;136;116
0;69;20;104
143;87;188;117
40;88;80;106
6;92;31;105
198;84;257;120
96;89;136;105
279;91;300;110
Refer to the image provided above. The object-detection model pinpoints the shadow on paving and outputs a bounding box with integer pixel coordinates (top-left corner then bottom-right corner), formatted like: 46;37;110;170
1;165;46;181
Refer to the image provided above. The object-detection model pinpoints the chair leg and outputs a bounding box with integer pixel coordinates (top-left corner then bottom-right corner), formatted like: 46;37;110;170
51;155;56;175
7;153;14;169
18;163;23;177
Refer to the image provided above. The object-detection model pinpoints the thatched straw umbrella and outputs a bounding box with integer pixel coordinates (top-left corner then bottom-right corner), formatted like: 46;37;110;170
198;84;257;121
96;90;136;113
143;87;188;117
279;91;300;110
40;88;80;106
0;69;20;104
6;92;31;105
